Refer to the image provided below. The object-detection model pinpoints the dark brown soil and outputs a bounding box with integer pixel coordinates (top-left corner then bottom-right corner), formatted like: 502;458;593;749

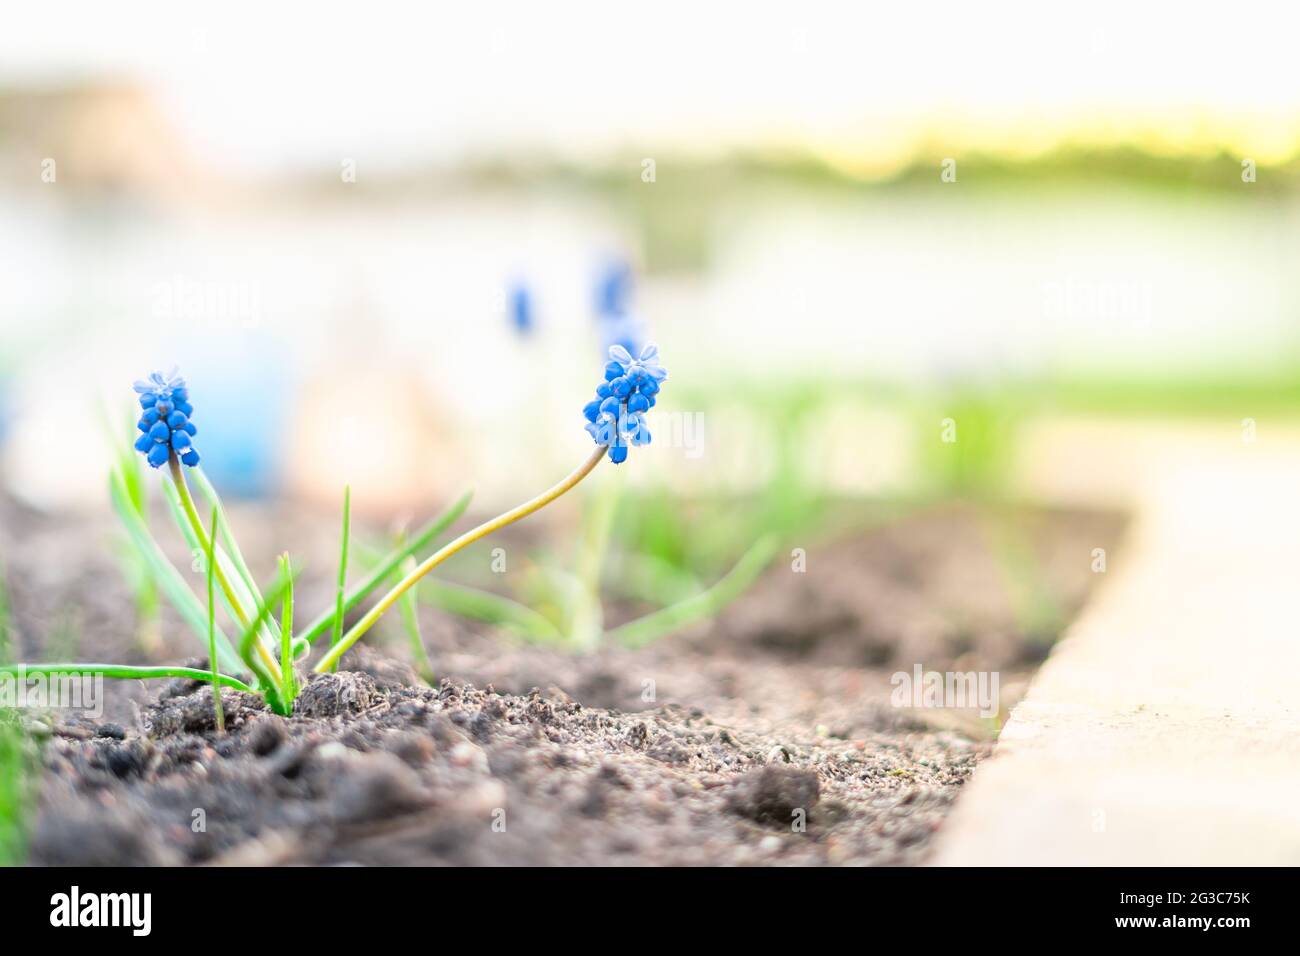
1;494;1124;866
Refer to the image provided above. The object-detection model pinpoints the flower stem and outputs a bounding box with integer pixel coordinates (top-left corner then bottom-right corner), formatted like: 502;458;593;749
168;456;283;685
206;505;225;733
313;446;606;673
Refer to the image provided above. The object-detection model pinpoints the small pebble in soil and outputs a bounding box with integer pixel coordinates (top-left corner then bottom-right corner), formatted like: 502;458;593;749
248;718;288;756
332;751;431;823
295;672;377;718
727;764;821;826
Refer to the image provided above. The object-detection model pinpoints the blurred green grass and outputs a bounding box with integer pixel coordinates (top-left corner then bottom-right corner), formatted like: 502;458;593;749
0;559;38;867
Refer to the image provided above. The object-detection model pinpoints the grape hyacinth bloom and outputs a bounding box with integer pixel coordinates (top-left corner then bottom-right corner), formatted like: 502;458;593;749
508;280;534;337
593;257;646;356
594;258;634;318
583;344;667;463
132;369;200;469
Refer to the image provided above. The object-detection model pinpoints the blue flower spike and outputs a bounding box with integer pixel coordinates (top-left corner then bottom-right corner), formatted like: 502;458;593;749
583;344;666;463
133;368;200;469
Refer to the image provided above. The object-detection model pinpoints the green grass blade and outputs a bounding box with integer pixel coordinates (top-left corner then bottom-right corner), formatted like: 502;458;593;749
278;554;297;704
418;578;565;643
326;486;352;672
0;663;255;692
299;489;471;645
566;469;620;650
0;556;11;665
109;426;162;649
206;507;225;733
0;565;36;866
236;571;298;694
0;710;36;866
397;551;434;682
607;535;779;649
607;552;702;605
108;468;242;673
190;467;266;609
160;477;278;652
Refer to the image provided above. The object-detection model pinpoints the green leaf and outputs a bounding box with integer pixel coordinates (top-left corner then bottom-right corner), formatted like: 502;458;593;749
327;486;352;671
108;468;242;673
0;710;37;866
418;578;564;644
397;548;434;683
160;477;277;652
206;506;225;733
607;535;779;648
566;469;621;651
232;568;298;715
103;417;161;650
607;552;702;606
299;489;472;645
278;554;297;705
0;557;11;666
190;467;268;612
0;663;255;693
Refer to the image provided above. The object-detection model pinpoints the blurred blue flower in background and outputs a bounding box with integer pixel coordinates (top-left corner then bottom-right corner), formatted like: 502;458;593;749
593;257;646;356
594;258;634;317
507;279;534;337
172;333;293;497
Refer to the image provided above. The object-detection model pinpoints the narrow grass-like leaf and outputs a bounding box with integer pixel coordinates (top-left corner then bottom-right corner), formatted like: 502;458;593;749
418;578;565;644
0;569;34;866
397;550;434;683
299;490;471;645
102;414;162;652
190;467;266;610
235;571;298;709
607;552;702;606
161;477;279;658
607;535;779;648
0;663;255;693
108;468;242;673
278;553;297;704
206;506;225;733
0;556;11;664
567;469;620;650
326;486;352;672
313;448;606;675
0;711;37;866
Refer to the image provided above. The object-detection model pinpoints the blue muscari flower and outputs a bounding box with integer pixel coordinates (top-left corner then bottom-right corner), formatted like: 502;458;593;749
599;312;646;357
594;259;634;318
583;344;666;464
132;368;200;469
593;257;647;356
508;280;534;337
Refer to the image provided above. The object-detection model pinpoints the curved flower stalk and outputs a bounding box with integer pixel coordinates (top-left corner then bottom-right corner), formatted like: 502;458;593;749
418;342;774;649
310;445;607;672
311;344;671;672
